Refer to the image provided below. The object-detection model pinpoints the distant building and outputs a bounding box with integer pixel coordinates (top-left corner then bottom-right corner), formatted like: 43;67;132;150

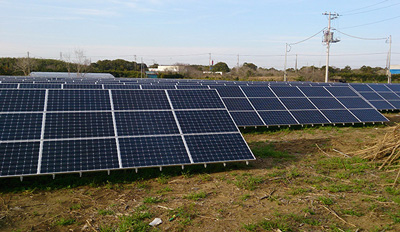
148;65;185;73
390;65;400;75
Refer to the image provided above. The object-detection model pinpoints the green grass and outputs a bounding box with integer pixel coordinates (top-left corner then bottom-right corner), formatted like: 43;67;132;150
69;203;81;210
250;142;295;160
169;204;198;226
98;209;115;216
341;209;364;217
54;218;76;226
184;191;207;201
115;205;153;232
241;194;251;201
318;196;334;205
143;196;166;204
156;186;173;194
233;175;264;191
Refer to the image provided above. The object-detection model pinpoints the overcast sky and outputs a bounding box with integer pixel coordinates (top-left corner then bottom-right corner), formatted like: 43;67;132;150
0;0;399;69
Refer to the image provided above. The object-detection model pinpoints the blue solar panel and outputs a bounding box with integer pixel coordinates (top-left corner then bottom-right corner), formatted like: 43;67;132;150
64;84;103;89
241;87;275;97
0;142;40;176
115;111;179;136
337;98;372;109
223;98;254;111
20;84;61;89
350;84;372;91
368;101;395;110
359;92;383;100
119;136;191;168
0;84;18;89
378;92;400;100
176;85;210;89
258;111;298;125
250;98;286;110
280;98;316;110
142;85;176;89
0;90;45;112
175;110;238;133
185;134;254;163
298;87;332;97
112;90;170;110
326;87;359;97
368;84;390;92
388;101;400;108
270;87;304;97
168;90;225;109
45;112;115;139
350;109;388;122
386;85;400;92
291;110;329;124
212;86;246;97
47;90;111;111
41;139;119;173
309;98;345;109
230;112;264;126
320;110;359;123
103;84;140;89
0;113;43;141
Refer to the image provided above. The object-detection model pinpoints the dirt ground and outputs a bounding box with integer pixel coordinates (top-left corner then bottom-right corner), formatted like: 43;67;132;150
1;113;400;232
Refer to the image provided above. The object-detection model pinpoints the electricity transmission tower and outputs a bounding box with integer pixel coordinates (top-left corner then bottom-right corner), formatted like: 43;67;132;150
322;12;340;83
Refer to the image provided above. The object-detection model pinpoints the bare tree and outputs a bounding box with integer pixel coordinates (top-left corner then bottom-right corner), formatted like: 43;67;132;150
15;57;36;76
63;53;72;77
73;49;91;77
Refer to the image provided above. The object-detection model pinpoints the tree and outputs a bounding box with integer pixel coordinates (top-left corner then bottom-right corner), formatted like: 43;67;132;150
15;57;36;76
243;62;257;71
212;62;230;72
73;49;91;77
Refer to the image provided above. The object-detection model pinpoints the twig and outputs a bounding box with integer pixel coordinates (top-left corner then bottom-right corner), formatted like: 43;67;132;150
332;149;350;158
157;205;174;211
393;169;400;187
321;205;356;227
260;189;276;200
316;144;331;157
86;219;98;232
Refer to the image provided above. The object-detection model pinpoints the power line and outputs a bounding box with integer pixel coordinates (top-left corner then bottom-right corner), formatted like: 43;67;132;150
343;2;400;16
341;0;389;14
334;29;388;40
340;14;400;29
288;28;326;47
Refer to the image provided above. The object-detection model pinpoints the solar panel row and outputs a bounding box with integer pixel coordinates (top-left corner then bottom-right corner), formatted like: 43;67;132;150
0;89;255;178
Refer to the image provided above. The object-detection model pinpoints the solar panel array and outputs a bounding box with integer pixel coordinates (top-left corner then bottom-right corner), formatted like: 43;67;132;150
350;83;400;110
0;89;255;178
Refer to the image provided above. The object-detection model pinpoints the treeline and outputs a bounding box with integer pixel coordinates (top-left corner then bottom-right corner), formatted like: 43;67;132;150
0;57;397;82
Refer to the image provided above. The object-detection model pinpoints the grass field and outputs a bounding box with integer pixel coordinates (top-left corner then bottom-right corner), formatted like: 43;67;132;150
1;113;400;232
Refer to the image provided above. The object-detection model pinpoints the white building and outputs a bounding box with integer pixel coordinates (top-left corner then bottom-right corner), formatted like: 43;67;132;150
148;65;184;73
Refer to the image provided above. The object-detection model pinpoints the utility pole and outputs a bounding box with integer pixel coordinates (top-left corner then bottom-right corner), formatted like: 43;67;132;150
295;54;298;74
322;12;340;83
209;53;212;71
284;43;288;81
141;57;143;78
387;35;392;83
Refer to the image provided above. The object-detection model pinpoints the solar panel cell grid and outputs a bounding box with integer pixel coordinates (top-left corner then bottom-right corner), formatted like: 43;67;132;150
112;90;171;110
0;113;43;141
168;90;225;109
0;142;40;176
185;133;255;163
0;90;45;112
47;90;111;111
290;110;330;124
222;98;254;111
41;139;119;173
258;111;298;125
119;136;191;168
320;110;360;123
230;112;264;126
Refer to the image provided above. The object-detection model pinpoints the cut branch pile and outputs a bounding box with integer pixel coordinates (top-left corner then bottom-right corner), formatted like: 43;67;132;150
350;124;400;170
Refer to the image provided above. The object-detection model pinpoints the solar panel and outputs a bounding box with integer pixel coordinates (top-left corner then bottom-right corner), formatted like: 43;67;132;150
112;90;170;110
45;112;115;139
309;98;345;109
350;109;388;122
271;87;304;97
223;98;254;111
41;139;120;173
175;110;238;133
320;110;360;123
0;84;18;89
0;88;254;178
0;90;45;112
0;142;40;176
212;86;245;97
168;90;225;109
20;84;61;89
368;101;395;110
115;111;179;136
47;90;111;111
290;110;330;124
258;111;298;125
241;86;275;97
119;136;191;168
280;98;316;110
326;87;359;97
230;112;264;126
249;98;286;110
298;87;331;97
185;134;254;163
337;98;372;109
0;113;43;141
